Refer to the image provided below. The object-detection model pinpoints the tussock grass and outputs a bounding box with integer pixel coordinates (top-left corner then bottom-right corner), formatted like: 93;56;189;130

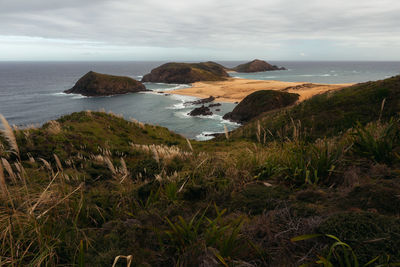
0;114;20;158
46;120;61;135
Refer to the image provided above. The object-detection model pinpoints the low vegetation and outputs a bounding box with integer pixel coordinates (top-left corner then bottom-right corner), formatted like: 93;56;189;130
0;75;400;266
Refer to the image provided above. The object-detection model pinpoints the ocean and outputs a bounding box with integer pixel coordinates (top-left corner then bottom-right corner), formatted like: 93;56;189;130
0;61;399;140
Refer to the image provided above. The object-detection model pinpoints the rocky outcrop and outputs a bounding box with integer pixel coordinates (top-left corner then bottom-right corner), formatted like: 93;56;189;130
186;96;216;106
188;105;213;116
209;103;221;107
141;62;229;84
64;71;147;97
223;90;299;123
233;59;286;73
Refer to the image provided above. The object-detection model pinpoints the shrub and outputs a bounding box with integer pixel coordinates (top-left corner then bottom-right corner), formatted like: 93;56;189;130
351;120;399;164
278;139;346;186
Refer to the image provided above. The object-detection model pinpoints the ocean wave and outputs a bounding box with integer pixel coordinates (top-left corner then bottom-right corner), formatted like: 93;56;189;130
167;102;187;110
139;91;162;96
50;92;89;99
221;119;241;126
297;74;333;77
176;112;241;127
195;131;222;141
51;92;69;96
166;94;199;110
71;94;89;99
175;111;191;118
162;84;191;91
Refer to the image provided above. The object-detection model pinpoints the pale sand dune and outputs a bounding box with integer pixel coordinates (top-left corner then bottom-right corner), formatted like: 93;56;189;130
169;78;354;103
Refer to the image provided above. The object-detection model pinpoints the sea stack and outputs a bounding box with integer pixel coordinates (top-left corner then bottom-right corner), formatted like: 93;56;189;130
233;59;286;73
64;71;147;97
141;62;229;84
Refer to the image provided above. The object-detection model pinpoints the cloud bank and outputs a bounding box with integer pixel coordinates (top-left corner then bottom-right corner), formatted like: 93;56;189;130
1;0;399;60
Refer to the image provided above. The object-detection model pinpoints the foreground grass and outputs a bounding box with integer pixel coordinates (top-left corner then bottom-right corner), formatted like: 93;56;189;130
0;99;399;266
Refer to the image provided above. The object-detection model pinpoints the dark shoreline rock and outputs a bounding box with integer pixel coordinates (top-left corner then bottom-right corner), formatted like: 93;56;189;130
209;103;221;107
188;105;213;116
186;96;215;105
223;90;299;124
233;59;286;73
141;62;229;84
64;71;147;97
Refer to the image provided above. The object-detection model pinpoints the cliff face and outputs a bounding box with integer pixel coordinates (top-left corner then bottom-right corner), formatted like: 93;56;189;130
223;90;299;123
64;71;147;96
141;62;229;84
233;59;286;73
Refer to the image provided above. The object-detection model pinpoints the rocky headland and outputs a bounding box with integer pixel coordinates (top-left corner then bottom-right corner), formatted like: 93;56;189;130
223;90;299;123
64;71;147;97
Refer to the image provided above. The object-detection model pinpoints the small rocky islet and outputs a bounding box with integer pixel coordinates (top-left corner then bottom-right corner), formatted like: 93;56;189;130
64;71;147;97
232;59;286;73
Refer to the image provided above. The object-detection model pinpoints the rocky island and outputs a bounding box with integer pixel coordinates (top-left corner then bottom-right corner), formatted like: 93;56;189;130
233;59;286;73
141;61;229;84
64;71;147;96
223;90;299;123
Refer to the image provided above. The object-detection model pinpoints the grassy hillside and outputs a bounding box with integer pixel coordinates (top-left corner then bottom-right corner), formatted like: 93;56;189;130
231;75;400;142
0;75;400;266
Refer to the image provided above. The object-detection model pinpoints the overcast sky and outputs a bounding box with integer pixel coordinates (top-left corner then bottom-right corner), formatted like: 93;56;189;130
1;0;400;61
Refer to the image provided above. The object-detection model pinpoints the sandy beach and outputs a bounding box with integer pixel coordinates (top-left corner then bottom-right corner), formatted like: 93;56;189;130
169;78;353;103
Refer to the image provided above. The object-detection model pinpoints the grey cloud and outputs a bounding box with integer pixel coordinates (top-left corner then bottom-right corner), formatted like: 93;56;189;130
0;0;400;59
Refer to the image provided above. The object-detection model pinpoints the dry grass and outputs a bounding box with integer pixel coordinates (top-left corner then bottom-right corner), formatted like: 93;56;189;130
186;138;193;152
130;117;145;129
112;255;133;267
0;114;20;158
0;161;7;198
47;120;61;135
1;158;17;183
132;143;192;163
224;125;230;140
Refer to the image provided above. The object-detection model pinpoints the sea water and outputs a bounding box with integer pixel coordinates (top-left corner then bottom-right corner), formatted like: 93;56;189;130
0;61;399;140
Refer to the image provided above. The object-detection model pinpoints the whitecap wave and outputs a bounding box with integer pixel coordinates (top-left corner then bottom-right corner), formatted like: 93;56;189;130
195;131;222;141
71;94;89;99
50;92;88;99
175;111;191;118
297;74;332;77
221;119;241;126
154;84;192;91
181;112;241;126
168;102;186;110
51;92;69;96
166;94;199;110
